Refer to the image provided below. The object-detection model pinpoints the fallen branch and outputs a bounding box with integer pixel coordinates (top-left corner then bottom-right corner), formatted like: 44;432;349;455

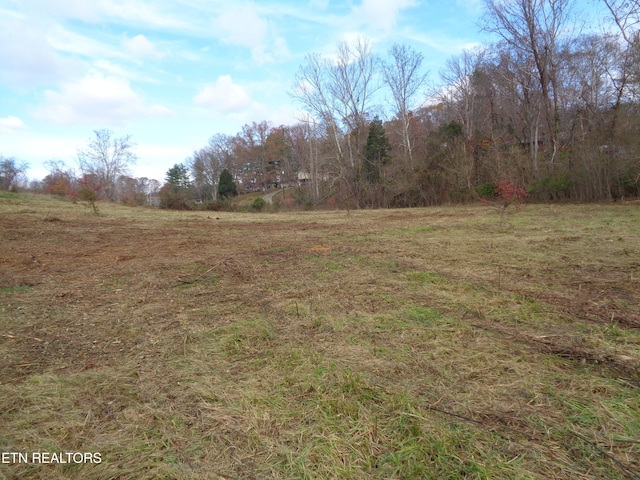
567;430;640;480
421;404;640;480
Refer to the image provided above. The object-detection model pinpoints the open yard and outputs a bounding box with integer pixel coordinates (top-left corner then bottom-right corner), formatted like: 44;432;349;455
1;193;639;479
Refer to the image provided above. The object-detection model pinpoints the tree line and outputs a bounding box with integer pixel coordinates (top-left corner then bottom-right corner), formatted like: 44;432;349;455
180;0;640;208
4;0;639;209
8;129;162;207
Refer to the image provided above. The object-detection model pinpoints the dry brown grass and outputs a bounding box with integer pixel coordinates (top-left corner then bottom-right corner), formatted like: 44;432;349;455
1;192;639;479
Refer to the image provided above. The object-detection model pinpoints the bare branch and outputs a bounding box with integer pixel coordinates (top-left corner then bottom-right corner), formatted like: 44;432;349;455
382;43;429;165
77;129;137;201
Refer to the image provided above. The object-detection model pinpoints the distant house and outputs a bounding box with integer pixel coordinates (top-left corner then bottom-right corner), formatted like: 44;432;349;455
297;170;330;185
297;171;311;184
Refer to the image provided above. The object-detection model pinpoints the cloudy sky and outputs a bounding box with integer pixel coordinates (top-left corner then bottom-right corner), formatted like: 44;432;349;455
0;0;597;182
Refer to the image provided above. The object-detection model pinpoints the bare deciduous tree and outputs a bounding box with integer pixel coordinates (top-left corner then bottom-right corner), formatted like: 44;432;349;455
327;39;378;171
292;51;345;168
77;129;137;201
188;133;235;201
0;156;28;191
382;43;429;167
292;39;377;206
482;0;577;165
604;0;640;46
293;40;376;167
438;48;490;184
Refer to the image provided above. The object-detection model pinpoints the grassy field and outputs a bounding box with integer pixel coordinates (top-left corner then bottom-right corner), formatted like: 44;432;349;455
1;192;639;479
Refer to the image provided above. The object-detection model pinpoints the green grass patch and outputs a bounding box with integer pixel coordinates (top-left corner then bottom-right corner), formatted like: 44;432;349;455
0;191;32;201
402;305;447;324
0;283;34;294
404;224;437;234
407;271;443;284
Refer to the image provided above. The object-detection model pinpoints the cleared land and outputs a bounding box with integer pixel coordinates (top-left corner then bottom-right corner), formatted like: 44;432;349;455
1;192;639;479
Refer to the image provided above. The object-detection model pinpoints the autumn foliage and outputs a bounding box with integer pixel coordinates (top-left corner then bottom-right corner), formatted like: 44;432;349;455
481;181;529;226
76;174;104;214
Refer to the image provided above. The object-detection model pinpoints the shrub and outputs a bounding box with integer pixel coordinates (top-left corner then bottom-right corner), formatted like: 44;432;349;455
204;199;228;211
450;188;476;203
76;174;103;214
481;180;528;226
159;184;191;210
477;182;497;199
610;173;640;199
529;173;572;201
49;177;72;197
251;197;267;211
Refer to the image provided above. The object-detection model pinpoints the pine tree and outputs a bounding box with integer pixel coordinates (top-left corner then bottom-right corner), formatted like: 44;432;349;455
165;163;191;192
363;117;391;183
218;169;238;199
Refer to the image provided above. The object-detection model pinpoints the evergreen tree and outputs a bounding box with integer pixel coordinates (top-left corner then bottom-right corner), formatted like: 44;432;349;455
160;163;192;209
363;117;391;183
165;163;191;192
218;169;238;198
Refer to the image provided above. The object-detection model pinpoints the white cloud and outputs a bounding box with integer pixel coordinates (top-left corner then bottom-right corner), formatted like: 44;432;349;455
0;116;27;134
19;0;103;23
21;0;190;30
193;75;252;115
455;0;486;14
192;75;300;127
308;0;330;10
90;60;136;79
0;18;78;86
123;34;164;59
250;103;302;128
212;7;279;63
35;70;171;126
353;0;418;32
273;36;291;61
100;0;192;30
0;129;85;180
213;8;268;49
47;24;127;60
132;143;198;180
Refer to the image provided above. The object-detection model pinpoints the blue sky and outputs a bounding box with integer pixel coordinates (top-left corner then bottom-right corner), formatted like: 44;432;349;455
0;0;602;183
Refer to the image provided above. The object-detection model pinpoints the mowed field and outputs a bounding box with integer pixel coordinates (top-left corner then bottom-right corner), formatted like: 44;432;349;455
1;192;639;480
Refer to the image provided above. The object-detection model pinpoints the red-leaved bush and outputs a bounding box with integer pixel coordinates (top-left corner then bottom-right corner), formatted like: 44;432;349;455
481;181;528;226
76;174;104;214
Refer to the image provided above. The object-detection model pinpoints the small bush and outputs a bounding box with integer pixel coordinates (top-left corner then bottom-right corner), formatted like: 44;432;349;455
450;188;476;203
251;197;267;211
481;180;528;226
610;173;639;199
529;173;572;201
159;184;191;210
77;174;103;214
477;182;497;199
204;199;228;211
